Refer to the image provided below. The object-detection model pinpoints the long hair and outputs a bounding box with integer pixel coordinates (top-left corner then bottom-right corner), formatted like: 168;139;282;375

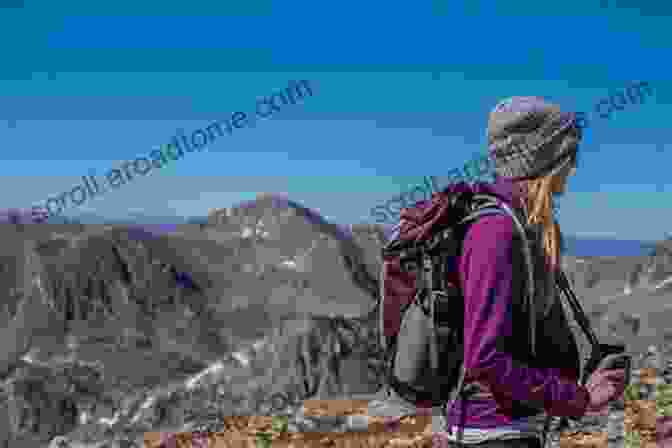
517;132;579;270
519;175;563;270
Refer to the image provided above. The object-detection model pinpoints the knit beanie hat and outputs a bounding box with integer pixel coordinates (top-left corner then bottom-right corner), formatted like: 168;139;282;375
487;96;581;181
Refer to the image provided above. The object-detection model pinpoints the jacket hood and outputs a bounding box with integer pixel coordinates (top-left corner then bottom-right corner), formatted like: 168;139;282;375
396;178;526;243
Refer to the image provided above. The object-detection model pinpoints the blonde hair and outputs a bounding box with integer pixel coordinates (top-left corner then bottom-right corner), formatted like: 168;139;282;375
519;175;562;270
517;131;579;270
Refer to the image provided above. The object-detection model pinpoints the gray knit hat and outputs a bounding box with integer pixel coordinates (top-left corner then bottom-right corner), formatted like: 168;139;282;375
487;96;581;181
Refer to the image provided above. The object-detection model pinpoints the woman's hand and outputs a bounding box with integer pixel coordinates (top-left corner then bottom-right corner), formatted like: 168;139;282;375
584;367;627;415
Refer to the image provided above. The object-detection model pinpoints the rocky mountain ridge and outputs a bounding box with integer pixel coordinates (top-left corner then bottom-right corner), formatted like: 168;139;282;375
0;196;670;447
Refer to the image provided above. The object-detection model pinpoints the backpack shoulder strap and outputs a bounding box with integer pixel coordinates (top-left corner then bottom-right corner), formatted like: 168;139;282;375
445;196;540;437
460;195;538;358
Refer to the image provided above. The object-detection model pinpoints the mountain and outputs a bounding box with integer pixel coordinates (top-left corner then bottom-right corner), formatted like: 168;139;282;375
47;211;193;225
0;196;382;447
563;235;659;258
38;209;662;257
1;198;670;447
561;236;672;357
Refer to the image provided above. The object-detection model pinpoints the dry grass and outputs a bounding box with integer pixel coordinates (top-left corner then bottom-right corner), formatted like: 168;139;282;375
558;432;608;448
142;396;662;448
624;400;657;447
141;366;664;448
145;399;434;448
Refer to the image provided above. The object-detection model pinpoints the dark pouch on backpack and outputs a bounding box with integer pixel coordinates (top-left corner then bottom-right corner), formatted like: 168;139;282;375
392;291;463;402
393;294;433;388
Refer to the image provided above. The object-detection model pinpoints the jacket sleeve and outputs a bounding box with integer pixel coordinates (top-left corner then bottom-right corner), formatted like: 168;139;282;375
459;214;589;418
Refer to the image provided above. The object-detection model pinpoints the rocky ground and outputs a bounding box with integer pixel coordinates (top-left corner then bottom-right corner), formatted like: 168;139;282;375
139;351;668;448
0;198;671;447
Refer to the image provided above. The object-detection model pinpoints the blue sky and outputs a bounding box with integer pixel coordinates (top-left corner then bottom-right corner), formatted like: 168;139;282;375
0;0;670;240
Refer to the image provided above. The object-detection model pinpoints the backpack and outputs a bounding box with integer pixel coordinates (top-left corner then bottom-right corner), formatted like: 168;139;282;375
377;188;539;408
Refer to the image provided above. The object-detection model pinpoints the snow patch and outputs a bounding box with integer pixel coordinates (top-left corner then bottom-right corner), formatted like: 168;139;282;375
185;360;225;390
231;351;250;367
654;275;672;290
280;259;297;269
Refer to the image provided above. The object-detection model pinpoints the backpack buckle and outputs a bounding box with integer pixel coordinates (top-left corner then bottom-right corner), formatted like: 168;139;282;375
427;228;456;253
432;289;459;333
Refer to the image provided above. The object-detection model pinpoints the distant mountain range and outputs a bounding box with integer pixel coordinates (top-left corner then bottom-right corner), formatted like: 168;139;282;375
54;212;658;258
563;235;659;258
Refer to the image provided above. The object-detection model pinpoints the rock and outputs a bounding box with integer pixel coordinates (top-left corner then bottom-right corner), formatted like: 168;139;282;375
0;202;668;447
643;238;672;285
344;414;370;432
0;400;12;448
48;435;71;448
606;413;624;441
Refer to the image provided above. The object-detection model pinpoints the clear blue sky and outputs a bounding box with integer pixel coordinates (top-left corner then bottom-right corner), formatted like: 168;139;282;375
0;1;670;240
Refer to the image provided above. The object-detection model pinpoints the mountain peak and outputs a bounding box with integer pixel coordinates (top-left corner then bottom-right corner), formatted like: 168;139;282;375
208;193;355;243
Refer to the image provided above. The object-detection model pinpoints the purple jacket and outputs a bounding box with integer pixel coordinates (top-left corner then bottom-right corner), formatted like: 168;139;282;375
440;179;589;427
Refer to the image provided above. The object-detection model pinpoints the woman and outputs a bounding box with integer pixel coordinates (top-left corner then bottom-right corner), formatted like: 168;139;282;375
437;96;628;447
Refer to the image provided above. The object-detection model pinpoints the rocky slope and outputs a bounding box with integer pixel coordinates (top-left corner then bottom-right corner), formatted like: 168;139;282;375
0;200;670;447
0;197;383;447
563;237;672;355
